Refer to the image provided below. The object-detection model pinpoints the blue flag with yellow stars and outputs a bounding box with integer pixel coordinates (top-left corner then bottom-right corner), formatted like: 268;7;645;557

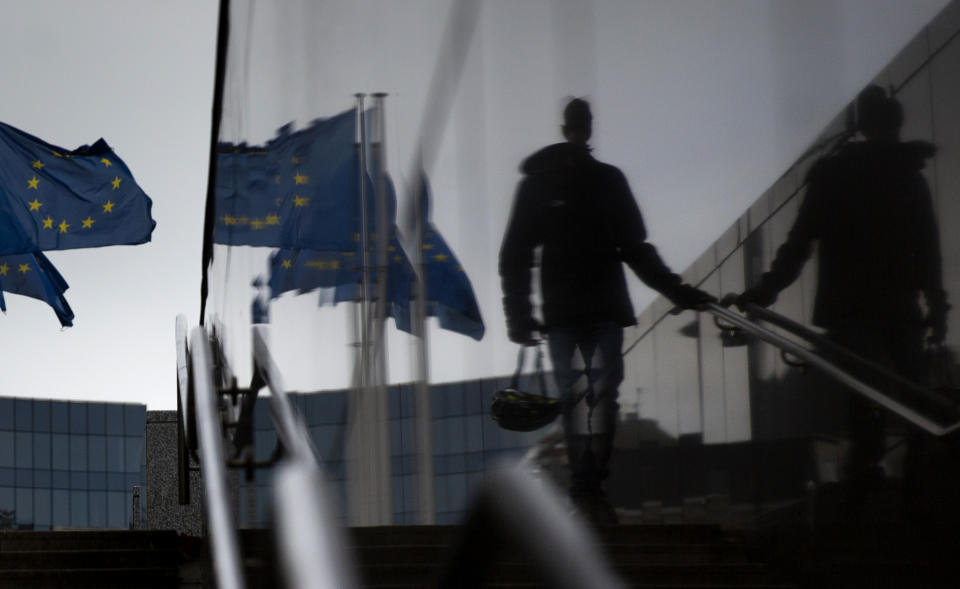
268;248;362;298
408;174;485;341
213;108;361;250
0;121;156;255
0;252;74;327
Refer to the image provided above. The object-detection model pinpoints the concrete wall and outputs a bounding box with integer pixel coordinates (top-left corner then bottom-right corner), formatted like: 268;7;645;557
146;411;203;535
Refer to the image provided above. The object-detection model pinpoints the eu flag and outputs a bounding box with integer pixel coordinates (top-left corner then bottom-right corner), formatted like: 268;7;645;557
408;174;485;341
213;108;361;251
0;252;74;327
268;248;362;298
0;121;156;255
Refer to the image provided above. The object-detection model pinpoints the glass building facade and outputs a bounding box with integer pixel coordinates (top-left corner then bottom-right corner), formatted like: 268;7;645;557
237;372;549;527
0;397;147;530
615;2;960;510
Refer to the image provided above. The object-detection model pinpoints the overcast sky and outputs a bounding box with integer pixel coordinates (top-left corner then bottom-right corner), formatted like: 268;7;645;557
0;0;951;410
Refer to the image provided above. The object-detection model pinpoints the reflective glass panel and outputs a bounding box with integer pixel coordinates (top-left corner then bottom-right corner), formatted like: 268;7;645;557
32;432;51;470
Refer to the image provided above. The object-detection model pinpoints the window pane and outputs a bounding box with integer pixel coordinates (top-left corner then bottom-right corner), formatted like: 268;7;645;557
69;435;87;471
88;472;107;491
16;469;33;487
0;432;14;468
88;436;106;471
51;402;69;433
69;404;87;434
71;472;88;490
106;437;124;473
34;489;51;527
52;489;69;528
107;491;125;528
15;488;32;528
124;437;143;473
70;491;88;527
87;403;105;435
0;487;14;530
107;473;125;491
34;470;51;488
15;432;32;469
0;399;13;430
51;434;69;470
52;471;70;489
124;406;145;436
0;468;13;486
33;433;51;469
89;491;106;528
106;405;124;435
33;401;51;432
14;400;31;431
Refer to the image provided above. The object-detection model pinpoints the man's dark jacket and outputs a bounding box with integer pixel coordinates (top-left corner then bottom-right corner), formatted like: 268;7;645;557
750;139;947;328
500;142;685;330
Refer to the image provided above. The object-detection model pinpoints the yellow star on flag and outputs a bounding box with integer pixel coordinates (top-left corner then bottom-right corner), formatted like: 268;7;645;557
294;171;309;185
27;176;40;190
102;200;115;213
100;157;112;167
281;259;293;269
42;216;54;229
223;215;236;226
81;217;96;229
32;160;44;170
28;198;43;211
111;176;122;190
294;195;309;207
291;157;301;164
18;263;31;274
250;219;265;230
433;253;448;262
0;263;8;276
58;220;70;234
329;260;339;270
265;214;280;225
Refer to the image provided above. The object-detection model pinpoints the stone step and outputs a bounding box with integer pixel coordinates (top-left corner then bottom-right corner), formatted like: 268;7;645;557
0;530;179;552
0;548;180;570
0;567;179;589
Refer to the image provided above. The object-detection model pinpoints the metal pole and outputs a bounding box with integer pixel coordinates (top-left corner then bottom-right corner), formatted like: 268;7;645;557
370;93;393;524
412;166;435;524
355;94;370;393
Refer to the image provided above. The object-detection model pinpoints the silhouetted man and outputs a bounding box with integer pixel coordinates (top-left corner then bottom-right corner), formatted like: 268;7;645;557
729;85;948;507
500;98;714;525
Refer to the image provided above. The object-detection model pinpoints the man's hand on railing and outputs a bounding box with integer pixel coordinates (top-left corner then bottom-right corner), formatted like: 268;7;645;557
720;287;776;312
667;283;716;312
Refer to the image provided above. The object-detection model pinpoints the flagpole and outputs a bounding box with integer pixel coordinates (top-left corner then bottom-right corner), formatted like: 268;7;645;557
370;92;393;524
412;162;436;525
348;93;382;526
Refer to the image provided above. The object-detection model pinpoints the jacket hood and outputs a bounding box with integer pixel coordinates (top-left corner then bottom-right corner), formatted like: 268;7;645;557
520;142;593;176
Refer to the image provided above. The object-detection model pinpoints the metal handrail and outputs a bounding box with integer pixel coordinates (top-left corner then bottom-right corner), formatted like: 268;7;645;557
252;325;358;589
190;326;247;589
740;302;957;414
706;303;960;437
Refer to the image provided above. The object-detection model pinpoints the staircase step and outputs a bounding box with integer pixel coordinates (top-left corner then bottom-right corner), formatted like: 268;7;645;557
0;530;179;552
0;548;180;570
0;568;179;589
